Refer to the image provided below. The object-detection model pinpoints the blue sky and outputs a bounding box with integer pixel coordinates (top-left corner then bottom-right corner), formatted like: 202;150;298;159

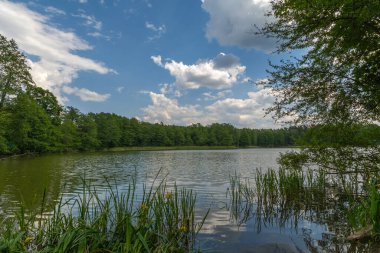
0;0;288;128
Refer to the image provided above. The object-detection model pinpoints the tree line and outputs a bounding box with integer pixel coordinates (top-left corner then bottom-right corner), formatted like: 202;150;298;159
0;33;379;156
0;33;309;155
0;98;308;155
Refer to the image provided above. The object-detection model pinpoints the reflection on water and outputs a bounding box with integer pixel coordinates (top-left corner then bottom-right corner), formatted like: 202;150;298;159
0;149;378;252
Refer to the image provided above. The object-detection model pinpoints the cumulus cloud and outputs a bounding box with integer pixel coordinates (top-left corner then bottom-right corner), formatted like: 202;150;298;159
141;89;280;128
145;22;166;40
159;83;182;97
205;89;276;128
0;1;114;102
142;92;202;126
151;53;246;90
202;0;276;52
63;86;110;102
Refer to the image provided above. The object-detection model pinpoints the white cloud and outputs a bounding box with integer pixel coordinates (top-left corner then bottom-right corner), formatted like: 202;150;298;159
145;22;166;40
45;6;66;16
159;83;182;97
151;53;247;90
202;0;276;52
79;0;88;3
74;12;103;31
151;55;163;67
201;90;232;101
87;32;111;40
63;86;110;102
0;1;113;102
141;89;280;128
142;92;202;125
205;88;276;128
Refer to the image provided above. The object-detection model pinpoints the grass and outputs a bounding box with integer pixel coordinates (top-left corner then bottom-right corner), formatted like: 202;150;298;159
228;166;380;242
0;173;208;253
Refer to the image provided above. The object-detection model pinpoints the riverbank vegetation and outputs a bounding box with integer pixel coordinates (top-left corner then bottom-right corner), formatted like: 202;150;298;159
228;166;380;251
243;0;380;246
0;175;208;252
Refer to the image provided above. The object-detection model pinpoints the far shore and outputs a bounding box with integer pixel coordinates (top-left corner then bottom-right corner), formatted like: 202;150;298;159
0;146;300;160
103;146;299;152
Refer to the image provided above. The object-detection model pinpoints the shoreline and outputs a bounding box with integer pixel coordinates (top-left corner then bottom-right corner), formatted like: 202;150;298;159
0;146;299;160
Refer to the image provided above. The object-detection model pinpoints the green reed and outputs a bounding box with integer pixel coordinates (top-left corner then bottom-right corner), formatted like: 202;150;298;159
228;167;380;244
0;174;208;253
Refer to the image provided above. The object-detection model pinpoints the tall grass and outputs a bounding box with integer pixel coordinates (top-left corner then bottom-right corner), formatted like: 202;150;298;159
229;168;353;233
0;175;208;252
228;166;380;244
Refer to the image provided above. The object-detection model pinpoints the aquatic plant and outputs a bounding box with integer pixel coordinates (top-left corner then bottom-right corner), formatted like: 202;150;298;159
0;175;208;252
228;165;380;251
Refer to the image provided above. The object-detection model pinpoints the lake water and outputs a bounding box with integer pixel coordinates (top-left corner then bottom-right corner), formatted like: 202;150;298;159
0;149;376;252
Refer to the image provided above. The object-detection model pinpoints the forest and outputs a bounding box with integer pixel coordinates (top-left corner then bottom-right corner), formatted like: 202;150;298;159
0;90;308;154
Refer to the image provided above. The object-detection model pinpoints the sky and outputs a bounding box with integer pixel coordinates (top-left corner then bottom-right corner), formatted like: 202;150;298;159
0;0;289;128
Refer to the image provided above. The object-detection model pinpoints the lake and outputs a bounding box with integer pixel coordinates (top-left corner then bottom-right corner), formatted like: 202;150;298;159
0;149;374;252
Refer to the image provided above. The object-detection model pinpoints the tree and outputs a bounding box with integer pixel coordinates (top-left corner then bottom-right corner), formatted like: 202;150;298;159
0;110;11;154
263;0;380;124
26;86;62;126
77;114;99;150
8;93;56;153
261;0;380;170
60;107;81;150
0;34;33;109
94;113;122;148
262;0;380;236
239;129;251;147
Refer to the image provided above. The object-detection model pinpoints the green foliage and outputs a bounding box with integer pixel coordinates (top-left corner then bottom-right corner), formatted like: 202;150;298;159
77;114;99;150
299;123;380;147
262;0;380;239
94;113;122;148
0;34;33;109
347;181;380;239
26;86;62;126
263;0;380;124
0;175;208;252
8;94;57;153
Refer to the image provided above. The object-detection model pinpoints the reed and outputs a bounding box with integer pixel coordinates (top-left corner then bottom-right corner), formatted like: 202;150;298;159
228;167;380;243
0;175;208;252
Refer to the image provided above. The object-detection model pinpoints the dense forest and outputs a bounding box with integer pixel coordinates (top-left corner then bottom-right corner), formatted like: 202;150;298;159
1;98;308;155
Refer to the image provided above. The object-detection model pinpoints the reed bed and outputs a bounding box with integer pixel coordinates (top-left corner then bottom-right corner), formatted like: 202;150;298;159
0;176;208;253
228;167;380;242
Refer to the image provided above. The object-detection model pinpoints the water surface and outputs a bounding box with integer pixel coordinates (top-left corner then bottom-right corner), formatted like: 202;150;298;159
0;149;374;252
